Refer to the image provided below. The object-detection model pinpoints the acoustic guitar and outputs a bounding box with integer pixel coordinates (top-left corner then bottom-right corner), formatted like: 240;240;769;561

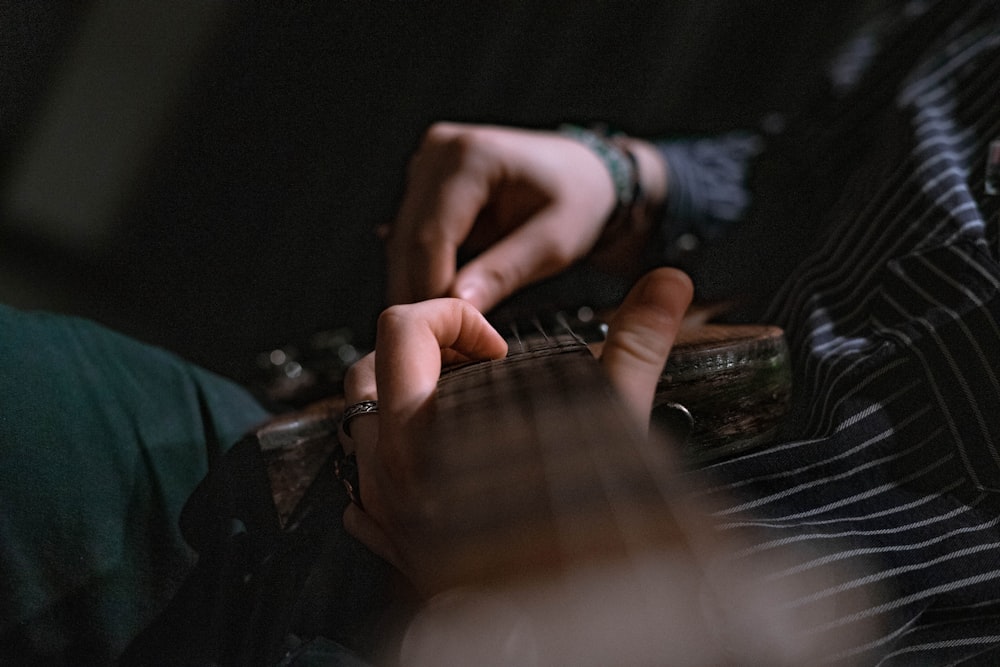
125;314;871;665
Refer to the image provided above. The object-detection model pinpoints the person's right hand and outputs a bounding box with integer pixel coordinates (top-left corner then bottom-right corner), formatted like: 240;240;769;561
385;122;664;312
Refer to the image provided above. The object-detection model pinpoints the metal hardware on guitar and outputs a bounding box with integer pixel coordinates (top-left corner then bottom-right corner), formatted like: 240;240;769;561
656;322;791;465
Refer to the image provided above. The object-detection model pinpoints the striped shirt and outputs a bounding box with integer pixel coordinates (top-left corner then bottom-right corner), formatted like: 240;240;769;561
656;1;1000;663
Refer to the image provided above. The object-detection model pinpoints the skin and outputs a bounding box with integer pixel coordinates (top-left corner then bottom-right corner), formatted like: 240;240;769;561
348;121;685;588
341;268;693;588
384;122;670;312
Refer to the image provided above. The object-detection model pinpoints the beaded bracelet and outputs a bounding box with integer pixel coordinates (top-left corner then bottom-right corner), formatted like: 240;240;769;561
558;123;644;242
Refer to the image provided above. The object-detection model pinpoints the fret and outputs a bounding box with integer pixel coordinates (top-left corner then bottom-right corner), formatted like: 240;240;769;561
418;338;684;590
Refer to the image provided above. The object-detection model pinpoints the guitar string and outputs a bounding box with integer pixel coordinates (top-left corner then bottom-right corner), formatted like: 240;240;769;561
441;315;684;573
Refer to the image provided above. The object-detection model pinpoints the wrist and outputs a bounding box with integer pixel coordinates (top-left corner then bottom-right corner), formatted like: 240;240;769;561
558;124;639;217
619;137;668;214
614;137;668;259
556;125;670;276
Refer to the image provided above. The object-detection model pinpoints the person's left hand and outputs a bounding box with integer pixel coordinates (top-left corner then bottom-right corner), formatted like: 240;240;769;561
340;267;693;591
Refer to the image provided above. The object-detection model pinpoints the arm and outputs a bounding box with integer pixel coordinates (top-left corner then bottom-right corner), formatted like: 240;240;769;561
384;122;761;312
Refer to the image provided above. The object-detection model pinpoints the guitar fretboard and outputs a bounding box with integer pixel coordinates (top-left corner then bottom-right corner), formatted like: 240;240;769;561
416;319;687;591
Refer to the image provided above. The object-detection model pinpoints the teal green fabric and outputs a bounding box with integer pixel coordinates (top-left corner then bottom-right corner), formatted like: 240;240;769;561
0;304;270;664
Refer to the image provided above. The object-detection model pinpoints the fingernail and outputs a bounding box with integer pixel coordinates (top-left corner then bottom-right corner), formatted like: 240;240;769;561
455;281;480;304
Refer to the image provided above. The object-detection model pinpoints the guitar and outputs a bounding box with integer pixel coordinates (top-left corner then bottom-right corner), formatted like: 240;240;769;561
253;309;792;476
125;314;871;665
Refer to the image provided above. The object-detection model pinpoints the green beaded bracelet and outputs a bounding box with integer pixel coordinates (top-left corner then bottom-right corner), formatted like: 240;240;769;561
558;123;643;236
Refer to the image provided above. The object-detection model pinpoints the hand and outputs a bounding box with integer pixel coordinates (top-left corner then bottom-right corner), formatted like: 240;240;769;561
339;297;508;580
341;267;692;589
385;122;667;312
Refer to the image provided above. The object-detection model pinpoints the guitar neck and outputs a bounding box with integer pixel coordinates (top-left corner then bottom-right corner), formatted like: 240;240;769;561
415;328;689;591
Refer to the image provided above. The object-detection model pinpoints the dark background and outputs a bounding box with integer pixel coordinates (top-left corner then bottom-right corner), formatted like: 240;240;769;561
0;1;860;383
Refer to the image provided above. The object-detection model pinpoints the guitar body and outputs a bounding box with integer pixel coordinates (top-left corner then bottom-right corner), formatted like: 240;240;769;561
656;323;790;465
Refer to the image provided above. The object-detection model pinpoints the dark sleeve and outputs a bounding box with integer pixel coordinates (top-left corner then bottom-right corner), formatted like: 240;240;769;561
0;304;271;664
652;132;764;258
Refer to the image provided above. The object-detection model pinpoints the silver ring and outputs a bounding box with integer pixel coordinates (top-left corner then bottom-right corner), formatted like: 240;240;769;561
341;400;378;437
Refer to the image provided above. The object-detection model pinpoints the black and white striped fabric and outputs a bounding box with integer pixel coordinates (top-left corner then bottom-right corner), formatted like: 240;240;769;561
659;1;1000;663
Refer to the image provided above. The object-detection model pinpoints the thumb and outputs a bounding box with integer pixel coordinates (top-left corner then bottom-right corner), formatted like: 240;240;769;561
600;268;693;433
451;207;599;312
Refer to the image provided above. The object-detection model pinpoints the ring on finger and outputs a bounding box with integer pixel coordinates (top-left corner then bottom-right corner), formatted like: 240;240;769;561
341;400;379;437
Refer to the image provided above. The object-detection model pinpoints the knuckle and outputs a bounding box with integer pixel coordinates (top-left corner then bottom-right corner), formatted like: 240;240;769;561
343;354;373;393
418;123;484;168
413;223;447;251
377;304;422;342
407;123;460;176
611;325;671;368
422;121;460;145
546;242;577;268
478;263;518;297
377;304;412;333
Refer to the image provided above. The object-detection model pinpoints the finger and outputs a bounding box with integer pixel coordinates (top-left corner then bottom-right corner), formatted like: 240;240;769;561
386;128;493;305
341;356;381;511
374;299;507;456
600;268;693;433
341;353;379;449
450;205;597;312
343;352;378;404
